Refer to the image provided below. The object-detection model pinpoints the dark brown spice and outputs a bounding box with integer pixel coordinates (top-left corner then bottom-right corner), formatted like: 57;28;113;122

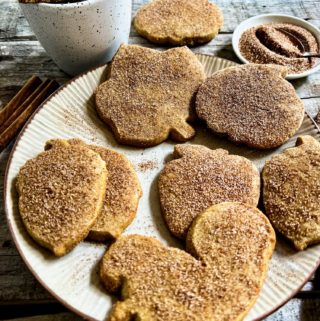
138;160;158;172
239;23;319;74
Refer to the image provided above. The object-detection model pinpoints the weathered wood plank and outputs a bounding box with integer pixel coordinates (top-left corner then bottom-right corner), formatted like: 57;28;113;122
4;307;83;321
1;0;320;41
303;98;320;119
0;147;16;256
0;0;33;40
2;298;320;321
0;255;53;302
132;0;320;33
3;313;82;321
0;41;69;107
265;298;320;320
0;146;54;302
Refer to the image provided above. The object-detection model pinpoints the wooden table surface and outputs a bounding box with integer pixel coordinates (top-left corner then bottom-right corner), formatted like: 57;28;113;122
1;0;320;320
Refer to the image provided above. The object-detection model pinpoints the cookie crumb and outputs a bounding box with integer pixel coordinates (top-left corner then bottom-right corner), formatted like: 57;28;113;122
138;160;158;172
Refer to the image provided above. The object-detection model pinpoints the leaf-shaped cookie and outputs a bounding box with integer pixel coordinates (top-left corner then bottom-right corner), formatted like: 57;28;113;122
134;0;223;46
158;144;260;238
16;139;107;256
101;202;275;321
95;44;205;147
263;135;320;250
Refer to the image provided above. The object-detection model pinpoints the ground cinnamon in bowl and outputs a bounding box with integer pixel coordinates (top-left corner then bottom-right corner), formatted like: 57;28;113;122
239;23;319;74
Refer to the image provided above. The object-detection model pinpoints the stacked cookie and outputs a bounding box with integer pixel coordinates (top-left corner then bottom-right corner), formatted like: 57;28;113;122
158;144;260;238
16;139;142;256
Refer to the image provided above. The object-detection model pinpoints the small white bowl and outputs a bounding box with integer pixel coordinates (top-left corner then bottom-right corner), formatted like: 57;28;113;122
232;14;320;79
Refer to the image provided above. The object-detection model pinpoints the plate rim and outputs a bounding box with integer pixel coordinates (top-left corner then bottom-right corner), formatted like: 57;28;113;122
3;54;320;321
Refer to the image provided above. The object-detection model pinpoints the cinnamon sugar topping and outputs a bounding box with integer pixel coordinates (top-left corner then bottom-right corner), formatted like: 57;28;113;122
196;64;305;149
239;23;319;74
95;44;205;147
16;139;107;256
158;144;260;238
134;0;223;46
263;135;320;250
100;202;275;321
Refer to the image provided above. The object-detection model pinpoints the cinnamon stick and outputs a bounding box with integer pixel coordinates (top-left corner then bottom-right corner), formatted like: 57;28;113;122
0;79;53;134
0;80;60;151
316;111;320;126
0;76;42;127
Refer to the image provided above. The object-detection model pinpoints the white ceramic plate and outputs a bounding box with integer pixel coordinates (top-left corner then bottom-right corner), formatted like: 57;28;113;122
4;54;320;321
232;14;320;79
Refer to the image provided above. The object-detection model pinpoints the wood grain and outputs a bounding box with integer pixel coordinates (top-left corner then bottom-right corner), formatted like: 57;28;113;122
3;313;82;321
1;0;319;40
2;299;320;321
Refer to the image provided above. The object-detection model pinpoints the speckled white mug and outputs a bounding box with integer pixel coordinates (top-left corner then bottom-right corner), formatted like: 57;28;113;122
20;0;132;75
